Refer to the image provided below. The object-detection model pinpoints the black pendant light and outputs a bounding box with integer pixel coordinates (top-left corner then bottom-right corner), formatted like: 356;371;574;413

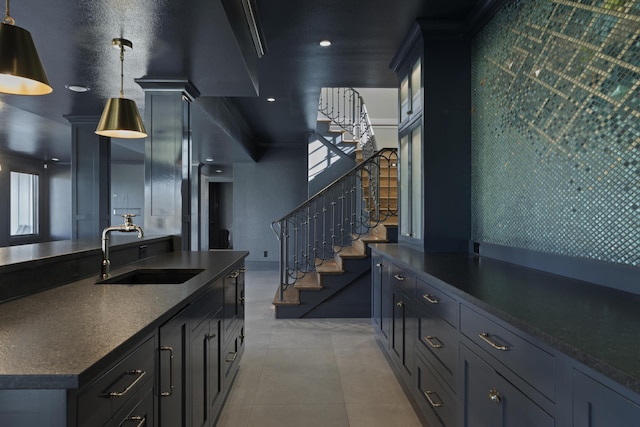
95;38;147;139
0;0;52;95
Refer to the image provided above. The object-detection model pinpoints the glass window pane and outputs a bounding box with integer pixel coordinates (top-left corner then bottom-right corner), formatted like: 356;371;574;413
400;75;410;120
399;134;410;235
410;126;422;238
10;172;39;236
411;59;421;113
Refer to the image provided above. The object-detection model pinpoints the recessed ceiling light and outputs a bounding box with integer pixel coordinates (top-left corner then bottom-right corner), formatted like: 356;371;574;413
205;157;214;162
266;97;276;102
65;84;90;93
51;157;59;162
216;169;223;173
319;40;332;47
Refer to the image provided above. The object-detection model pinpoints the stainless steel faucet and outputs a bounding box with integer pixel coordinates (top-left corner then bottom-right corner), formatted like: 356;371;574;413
101;214;144;279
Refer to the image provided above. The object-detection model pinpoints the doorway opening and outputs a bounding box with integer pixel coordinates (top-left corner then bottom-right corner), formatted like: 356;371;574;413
208;182;233;249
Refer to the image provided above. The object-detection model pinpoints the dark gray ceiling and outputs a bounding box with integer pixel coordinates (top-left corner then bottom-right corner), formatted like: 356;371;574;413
0;0;498;167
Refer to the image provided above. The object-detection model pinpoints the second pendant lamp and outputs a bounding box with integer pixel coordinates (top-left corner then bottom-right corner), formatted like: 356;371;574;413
96;38;147;139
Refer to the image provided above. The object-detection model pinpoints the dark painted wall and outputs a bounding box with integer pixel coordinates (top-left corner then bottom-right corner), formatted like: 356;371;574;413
233;146;308;264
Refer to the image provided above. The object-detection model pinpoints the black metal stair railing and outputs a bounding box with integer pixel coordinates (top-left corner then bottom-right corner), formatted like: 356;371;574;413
318;87;377;158
271;148;398;302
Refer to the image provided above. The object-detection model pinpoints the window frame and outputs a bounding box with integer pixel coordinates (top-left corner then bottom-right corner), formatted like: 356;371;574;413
9;169;41;243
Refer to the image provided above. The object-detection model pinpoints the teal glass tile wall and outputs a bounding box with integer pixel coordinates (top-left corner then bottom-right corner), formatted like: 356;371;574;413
471;0;639;267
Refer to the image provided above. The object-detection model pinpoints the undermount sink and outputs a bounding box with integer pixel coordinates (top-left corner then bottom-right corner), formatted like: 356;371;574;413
98;268;205;285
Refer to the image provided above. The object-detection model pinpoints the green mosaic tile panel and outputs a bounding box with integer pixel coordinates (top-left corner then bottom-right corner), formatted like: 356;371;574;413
471;0;640;267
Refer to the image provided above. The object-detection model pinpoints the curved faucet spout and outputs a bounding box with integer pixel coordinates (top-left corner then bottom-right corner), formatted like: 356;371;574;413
100;215;144;280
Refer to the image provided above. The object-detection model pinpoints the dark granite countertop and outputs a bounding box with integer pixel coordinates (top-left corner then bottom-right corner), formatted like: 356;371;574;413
0;250;248;390
371;244;640;395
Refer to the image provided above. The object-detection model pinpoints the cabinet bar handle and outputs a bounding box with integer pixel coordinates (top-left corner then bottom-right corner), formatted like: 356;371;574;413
226;351;238;363
424;336;444;349
120;415;146;427
239;267;247;273
239;295;245;305
422;294;440;304
228;271;240;279
424;390;444;407
394;274;405;281
101;370;146;398
205;333;217;341
479;333;509;351
160;346;174;397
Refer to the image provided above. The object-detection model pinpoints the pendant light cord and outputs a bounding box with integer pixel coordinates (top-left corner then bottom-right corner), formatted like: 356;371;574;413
119;44;125;98
3;0;14;25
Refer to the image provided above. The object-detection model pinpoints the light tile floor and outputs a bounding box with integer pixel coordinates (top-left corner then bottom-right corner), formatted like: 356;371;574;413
216;270;423;427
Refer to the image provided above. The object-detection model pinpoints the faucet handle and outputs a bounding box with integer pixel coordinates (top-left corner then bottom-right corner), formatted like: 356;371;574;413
122;213;137;226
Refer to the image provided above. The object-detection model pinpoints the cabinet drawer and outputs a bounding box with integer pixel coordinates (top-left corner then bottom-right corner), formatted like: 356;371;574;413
389;263;415;295
104;385;154;427
460;305;556;401
222;324;245;386
416;278;458;327
77;335;155;427
416;313;457;389
415;354;456;427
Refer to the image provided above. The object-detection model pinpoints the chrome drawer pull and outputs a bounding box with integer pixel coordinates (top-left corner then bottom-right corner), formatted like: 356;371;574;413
239;267;247;273
205;333;217;341
479;333;509;351
228;271;240;279
226;351;238;363
422;294;440;304
424;390;444;407
424;335;444;349
160;346;174;397
396;301;404;308
120;415;146;427
394;274;405;281
101;369;146;398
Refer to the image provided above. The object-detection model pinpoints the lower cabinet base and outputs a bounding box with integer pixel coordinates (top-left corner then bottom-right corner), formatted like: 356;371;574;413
375;335;430;427
414;354;456;427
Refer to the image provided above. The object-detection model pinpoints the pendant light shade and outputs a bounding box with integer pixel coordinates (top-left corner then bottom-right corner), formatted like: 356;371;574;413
96;97;147;138
0;13;52;95
95;38;147;139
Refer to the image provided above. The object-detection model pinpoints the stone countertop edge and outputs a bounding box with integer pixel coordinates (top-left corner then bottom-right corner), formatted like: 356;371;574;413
370;243;640;396
0;250;248;390
0;235;176;273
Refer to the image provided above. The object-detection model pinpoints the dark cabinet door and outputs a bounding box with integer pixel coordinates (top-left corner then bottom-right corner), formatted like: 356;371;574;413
460;344;554;427
223;270;239;339
573;370;640;427
372;257;383;330
237;267;246;321
380;261;392;346
391;290;415;383
159;310;188;427
190;313;221;427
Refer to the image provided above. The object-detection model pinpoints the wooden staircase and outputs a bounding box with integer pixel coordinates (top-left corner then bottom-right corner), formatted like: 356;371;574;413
273;150;398;318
